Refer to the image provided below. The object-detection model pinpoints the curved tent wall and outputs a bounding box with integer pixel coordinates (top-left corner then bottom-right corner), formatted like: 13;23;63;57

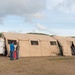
2;32;59;57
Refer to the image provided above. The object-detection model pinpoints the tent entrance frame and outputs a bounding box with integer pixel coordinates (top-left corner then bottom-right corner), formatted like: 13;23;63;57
57;41;63;56
71;41;75;55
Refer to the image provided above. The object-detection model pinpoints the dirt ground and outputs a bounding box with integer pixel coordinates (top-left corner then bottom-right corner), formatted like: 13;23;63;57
0;56;75;75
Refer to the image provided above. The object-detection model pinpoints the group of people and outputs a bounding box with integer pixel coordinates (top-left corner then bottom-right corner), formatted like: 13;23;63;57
10;42;19;60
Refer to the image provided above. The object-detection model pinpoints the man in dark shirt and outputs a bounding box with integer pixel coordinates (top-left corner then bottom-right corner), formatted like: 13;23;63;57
16;42;19;59
10;42;15;60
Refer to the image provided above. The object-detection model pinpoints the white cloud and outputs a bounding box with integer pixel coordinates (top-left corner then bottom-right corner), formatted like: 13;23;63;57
0;0;46;23
0;0;75;19
35;23;60;35
32;29;40;33
36;23;47;31
0;0;46;15
47;0;75;13
55;0;75;13
33;12;44;20
0;18;3;24
47;0;64;10
24;12;45;22
50;29;75;36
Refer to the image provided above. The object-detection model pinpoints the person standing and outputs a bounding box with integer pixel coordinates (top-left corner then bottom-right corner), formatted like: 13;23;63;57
16;42;19;59
10;42;15;60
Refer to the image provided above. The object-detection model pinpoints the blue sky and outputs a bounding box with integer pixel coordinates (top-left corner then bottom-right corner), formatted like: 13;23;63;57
0;0;75;36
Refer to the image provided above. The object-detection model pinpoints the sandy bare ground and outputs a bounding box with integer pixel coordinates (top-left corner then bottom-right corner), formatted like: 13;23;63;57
0;56;75;75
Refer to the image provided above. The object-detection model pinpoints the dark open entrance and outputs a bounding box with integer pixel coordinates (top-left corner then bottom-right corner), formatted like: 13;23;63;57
71;42;75;55
4;45;8;56
4;38;8;56
57;41;63;56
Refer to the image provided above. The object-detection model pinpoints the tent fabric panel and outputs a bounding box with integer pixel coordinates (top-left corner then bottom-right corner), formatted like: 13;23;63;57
19;40;30;57
40;41;50;56
29;41;41;56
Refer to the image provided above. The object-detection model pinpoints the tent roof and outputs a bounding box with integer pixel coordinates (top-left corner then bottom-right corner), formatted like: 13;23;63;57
26;34;56;41
2;32;56;41
53;36;66;41
2;32;28;40
53;36;71;46
66;37;75;45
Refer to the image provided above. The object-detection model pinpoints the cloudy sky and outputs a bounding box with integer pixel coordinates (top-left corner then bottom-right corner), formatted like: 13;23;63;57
0;0;75;36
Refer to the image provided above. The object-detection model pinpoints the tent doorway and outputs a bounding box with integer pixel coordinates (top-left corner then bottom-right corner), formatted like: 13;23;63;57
57;41;63;56
71;42;75;55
